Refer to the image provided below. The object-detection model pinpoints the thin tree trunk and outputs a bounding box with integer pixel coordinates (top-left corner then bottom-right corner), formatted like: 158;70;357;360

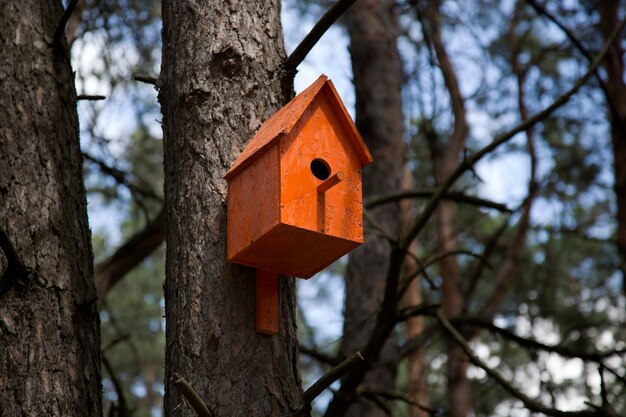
334;0;406;416
401;170;429;417
599;1;626;298
424;1;471;415
0;1;102;416
159;2;302;417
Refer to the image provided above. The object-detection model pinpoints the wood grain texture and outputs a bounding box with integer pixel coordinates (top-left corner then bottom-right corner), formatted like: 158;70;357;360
0;1;102;416
256;269;279;335
227;145;281;261
280;94;365;243
226;80;371;278
225;76;372;180
159;1;303;416
232;223;360;278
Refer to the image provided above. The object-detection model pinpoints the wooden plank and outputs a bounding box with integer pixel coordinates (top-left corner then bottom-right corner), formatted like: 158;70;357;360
256;269;279;335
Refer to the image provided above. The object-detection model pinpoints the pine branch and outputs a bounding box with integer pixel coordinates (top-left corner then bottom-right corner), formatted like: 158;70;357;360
284;0;358;72
303;351;364;405
53;0;80;47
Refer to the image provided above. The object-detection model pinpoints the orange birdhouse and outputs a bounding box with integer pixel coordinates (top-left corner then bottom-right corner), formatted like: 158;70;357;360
225;75;373;333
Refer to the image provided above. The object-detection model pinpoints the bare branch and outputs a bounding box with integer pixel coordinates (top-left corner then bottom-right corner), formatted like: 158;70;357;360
398;249;490;299
358;389;441;416
101;334;130;353
53;0;80;47
102;354;130;417
96;208;165;297
303;351;364;405
456;316;626;362
171;373;213;417
397;303;440;322
300;345;342;367
464;217;511;304
83;151;162;202
437;310;604;417
134;74;158;85
284;0;358;72
77;94;106;101
365;189;511;212
399;324;439;359
400;16;626;251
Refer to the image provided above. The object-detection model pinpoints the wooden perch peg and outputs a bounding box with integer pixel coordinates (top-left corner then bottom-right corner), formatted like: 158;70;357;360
256;269;279;335
317;171;344;193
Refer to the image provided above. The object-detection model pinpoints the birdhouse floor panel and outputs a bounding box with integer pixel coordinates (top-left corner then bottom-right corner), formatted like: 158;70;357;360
229;223;360;278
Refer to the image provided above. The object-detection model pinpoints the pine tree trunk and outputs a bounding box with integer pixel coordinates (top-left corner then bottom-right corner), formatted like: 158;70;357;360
335;1;405;416
424;1;471;415
401;170;428;417
159;2;302;417
599;1;626;298
0;1;102;416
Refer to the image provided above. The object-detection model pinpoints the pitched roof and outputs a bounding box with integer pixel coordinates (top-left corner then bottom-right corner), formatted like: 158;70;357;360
225;75;373;180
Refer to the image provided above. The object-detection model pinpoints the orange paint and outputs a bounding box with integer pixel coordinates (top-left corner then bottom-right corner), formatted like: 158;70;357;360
225;74;373;279
256;269;279;335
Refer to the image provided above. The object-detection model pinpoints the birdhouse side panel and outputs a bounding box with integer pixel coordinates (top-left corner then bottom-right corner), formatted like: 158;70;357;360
279;95;364;244
226;144;281;261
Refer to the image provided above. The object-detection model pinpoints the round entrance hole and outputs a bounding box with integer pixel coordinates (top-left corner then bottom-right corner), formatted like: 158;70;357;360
310;158;331;180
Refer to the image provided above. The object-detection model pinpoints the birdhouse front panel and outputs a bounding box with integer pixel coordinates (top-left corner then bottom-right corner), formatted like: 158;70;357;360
280;93;364;243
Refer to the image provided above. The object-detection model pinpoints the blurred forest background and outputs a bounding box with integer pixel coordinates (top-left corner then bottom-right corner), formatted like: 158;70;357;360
67;0;625;416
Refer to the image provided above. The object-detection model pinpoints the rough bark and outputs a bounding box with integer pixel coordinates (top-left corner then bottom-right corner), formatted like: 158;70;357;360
0;1;102;416
599;1;626;298
332;0;406;416
159;2;302;417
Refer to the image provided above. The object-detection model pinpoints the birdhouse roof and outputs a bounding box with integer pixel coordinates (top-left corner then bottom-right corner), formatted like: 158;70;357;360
225;75;373;180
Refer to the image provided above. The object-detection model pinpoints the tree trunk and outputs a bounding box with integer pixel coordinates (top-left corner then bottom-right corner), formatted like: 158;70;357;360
159;2;302;417
424;1;471;415
599;1;626;298
335;0;406;416
0;2;102;416
401;169;429;417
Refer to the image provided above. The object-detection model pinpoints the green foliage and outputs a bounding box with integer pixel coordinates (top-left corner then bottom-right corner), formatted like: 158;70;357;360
101;246;165;417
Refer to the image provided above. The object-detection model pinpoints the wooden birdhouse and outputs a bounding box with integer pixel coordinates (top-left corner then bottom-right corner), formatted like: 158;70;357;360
225;75;373;333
